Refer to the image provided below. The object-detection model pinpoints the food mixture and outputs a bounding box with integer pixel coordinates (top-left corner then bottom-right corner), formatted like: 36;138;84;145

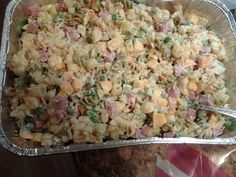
6;0;231;146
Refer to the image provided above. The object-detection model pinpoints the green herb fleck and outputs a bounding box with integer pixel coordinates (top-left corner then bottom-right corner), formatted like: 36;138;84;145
66;106;75;116
224;120;236;131
164;36;172;44
183;20;191;26
206;26;212;31
33;106;46;116
85;78;95;88
202;39;210;47
87;110;100;123
91;0;102;11
172;27;177;33
112;14;124;24
24;123;34;130
151;7;158;15
53;12;64;23
18;19;28;31
15;76;36;91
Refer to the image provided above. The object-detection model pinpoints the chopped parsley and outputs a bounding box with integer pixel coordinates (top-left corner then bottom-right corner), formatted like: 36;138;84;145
112;14;124;24
87;108;101;123
224;120;236;131
164;36;172;44
53;12;64;23
151;7;158;16
33;106;46;116
15;76;37;91
66;106;75;116
18;19;28;31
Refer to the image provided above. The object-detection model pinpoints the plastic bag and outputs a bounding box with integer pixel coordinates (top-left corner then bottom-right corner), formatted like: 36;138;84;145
155;144;235;177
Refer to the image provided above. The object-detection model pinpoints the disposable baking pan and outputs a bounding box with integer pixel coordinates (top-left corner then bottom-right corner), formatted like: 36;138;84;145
1;0;236;156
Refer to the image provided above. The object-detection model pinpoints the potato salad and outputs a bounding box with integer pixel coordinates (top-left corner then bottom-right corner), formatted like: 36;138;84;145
6;0;230;146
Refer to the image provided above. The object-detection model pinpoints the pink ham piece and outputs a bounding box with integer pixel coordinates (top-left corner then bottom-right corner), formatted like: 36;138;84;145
106;101;117;119
174;65;185;77
33;119;45;128
199;95;214;106
99;9;109;20
168;98;177;112
212;127;224;137
186;108;196;121
188;92;196;101
196;26;204;33
156;22;171;33
141;125;150;136
57;0;67;11
168;86;180;99
51;110;65;124
200;46;212;54
163;132;176;138
26;4;40;16
64;27;80;41
77;105;86;116
26;21;39;34
103;50;116;62
126;92;136;106
52;96;68;111
132;129;142;139
38;50;48;62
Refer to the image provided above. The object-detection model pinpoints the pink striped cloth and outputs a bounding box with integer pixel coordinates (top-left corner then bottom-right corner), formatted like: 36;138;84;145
156;144;230;177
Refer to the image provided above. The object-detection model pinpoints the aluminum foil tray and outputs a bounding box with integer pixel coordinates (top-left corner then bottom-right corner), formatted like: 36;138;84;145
1;0;236;156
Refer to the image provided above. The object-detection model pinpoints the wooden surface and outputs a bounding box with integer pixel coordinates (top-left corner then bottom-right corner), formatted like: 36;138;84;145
0;1;236;177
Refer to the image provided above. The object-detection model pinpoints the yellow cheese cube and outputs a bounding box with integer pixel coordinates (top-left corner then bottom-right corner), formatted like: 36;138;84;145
99;80;113;94
153;112;167;129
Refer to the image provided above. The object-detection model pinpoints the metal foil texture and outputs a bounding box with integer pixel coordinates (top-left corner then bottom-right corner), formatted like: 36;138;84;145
0;0;236;156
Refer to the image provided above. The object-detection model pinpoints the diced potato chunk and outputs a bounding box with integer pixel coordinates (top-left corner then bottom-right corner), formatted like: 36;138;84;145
141;101;155;113
188;80;198;92
153;112;167;129
146;59;158;71
24;96;40;109
99;80;113;94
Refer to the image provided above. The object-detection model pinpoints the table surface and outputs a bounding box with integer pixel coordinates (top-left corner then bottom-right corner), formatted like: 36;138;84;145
0;1;236;177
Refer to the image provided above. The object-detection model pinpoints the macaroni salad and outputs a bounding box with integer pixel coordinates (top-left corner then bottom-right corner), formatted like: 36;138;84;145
6;0;229;146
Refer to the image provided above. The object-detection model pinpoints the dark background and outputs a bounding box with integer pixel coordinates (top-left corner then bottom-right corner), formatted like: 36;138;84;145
0;1;236;177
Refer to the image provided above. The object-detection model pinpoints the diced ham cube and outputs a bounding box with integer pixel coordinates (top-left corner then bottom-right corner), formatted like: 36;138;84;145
174;65;185;77
57;0;67;12
78;105;86;116
51;110;64;124
103;50;116;62
168;86;180;99
26;4;40;16
163;132;176;138
106;101;117;119
38;50;48;62
199;95;214;106
26;21;39;34
186;108;196;121
64;27;80;41
212;127;223;137
132;129;142;139
200;46;212;54
188;92;196;101
141;125;150;136
99;9;109;20
33;119;45;128
52;96;68;111
126;92;136;106
156;22;171;33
